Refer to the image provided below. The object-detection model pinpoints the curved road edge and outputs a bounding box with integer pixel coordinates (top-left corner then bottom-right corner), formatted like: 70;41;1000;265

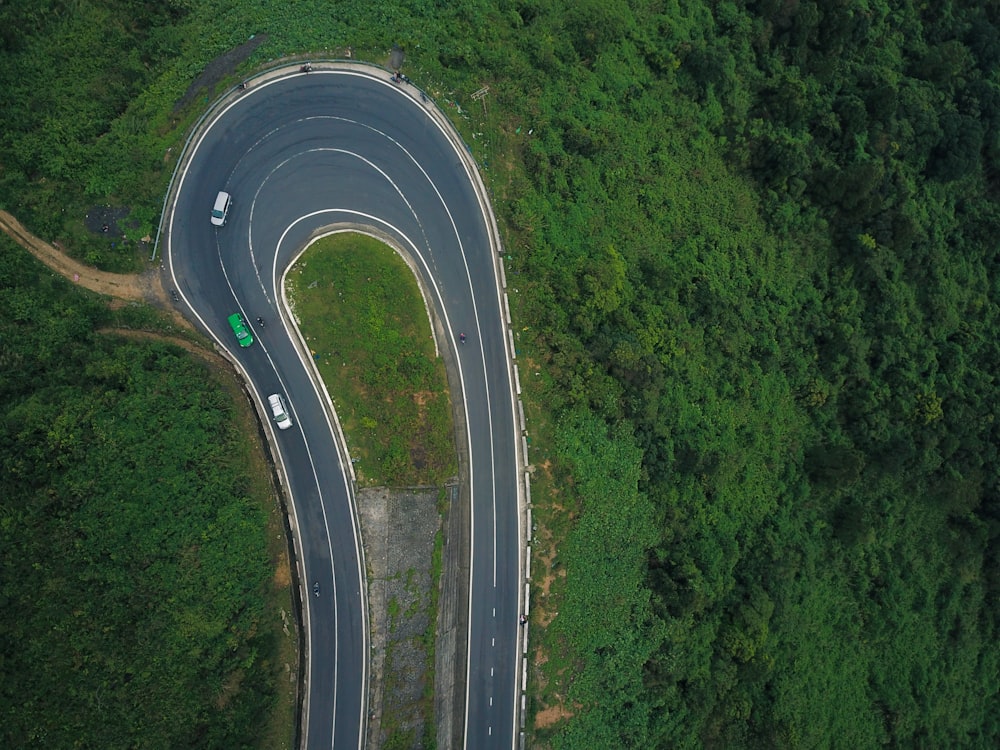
155;60;532;749
374;60;530;749
157;67;360;750
398;68;531;750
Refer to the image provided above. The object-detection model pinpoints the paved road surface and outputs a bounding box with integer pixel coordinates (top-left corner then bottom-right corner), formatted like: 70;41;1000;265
166;66;522;749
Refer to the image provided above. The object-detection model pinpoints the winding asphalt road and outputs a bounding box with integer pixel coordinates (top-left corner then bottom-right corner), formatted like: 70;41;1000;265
165;65;522;749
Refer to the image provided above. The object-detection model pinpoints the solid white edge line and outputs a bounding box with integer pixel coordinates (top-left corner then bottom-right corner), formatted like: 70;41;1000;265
174;65;524;750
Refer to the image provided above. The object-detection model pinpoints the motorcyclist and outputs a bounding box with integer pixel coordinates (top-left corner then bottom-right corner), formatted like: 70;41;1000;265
459;332;466;344
313;582;320;597
256;316;265;327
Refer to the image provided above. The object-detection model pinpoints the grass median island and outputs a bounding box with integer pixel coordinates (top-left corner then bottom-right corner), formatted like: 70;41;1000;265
286;232;456;487
287;232;456;748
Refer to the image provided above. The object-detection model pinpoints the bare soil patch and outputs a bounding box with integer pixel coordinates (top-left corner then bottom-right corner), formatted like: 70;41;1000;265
174;34;269;113
273;555;292;589
2;209;151;300
535;546;564;613
534;702;574;730
1;209;195;331
358;487;443;749
84;205;133;237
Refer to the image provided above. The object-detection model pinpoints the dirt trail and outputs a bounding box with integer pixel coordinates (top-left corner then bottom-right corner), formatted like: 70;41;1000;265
1;209;156;299
0;209;194;330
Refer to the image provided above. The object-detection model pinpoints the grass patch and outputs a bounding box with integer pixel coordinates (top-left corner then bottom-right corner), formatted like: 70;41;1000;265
423;526;445;677
286;232;456;487
205;339;300;750
383;725;417;750
387;597;401;634
405;597;423;620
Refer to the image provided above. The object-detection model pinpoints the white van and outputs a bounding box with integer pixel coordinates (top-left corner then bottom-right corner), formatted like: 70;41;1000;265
210;191;232;226
268;393;293;430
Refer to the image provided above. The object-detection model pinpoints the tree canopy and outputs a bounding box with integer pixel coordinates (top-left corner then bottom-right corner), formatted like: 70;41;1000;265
0;237;280;748
1;0;998;747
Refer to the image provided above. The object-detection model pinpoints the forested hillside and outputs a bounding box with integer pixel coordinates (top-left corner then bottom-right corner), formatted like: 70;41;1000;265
492;1;1000;747
1;0;997;748
0;237;283;747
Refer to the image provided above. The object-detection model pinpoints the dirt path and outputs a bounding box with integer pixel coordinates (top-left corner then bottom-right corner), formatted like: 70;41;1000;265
97;327;225;364
0;209;194;330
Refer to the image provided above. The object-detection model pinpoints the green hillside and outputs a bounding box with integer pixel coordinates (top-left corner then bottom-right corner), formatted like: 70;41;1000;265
0;235;288;748
1;1;998;748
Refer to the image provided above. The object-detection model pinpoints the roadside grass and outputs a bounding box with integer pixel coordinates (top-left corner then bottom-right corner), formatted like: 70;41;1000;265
213;353;299;750
286;232;456;487
513;340;574;740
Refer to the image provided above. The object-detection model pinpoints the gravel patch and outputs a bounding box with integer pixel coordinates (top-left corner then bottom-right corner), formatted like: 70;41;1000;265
84;205;132;237
359;487;443;749
173;34;269;113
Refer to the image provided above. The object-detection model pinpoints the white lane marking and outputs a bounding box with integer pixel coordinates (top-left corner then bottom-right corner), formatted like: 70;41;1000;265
238;122;492;604
160;122;357;746
243;127;501;750
168;134;365;750
442;86;529;747
175;69;522;750
249;144;431;288
168;232;346;749
282;112;506;593
213;244;345;750
377;69;525;747
267;204;447;750
292;99;518;750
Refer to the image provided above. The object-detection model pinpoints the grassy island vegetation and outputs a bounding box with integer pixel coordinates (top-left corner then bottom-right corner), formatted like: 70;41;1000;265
1;1;998;748
286;233;455;487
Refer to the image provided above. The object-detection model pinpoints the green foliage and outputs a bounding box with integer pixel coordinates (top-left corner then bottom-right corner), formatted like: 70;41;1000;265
492;0;1000;747
0;238;277;748
286;233;455;486
3;0;1000;747
541;410;662;749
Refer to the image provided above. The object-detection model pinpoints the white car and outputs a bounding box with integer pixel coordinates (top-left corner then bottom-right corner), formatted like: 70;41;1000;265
210;191;232;226
268;393;293;430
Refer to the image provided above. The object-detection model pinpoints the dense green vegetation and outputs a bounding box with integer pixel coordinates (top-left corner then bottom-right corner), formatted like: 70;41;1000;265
0;237;288;748
286;233;455;485
2;0;999;747
492;1;1000;747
